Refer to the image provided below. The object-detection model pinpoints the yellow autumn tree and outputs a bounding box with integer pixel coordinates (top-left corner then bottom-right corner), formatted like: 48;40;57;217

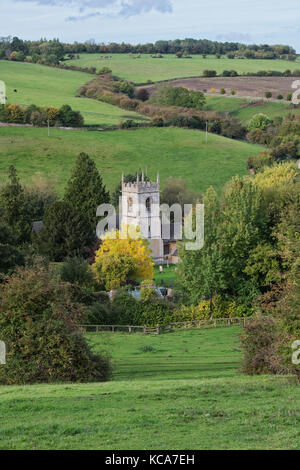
93;224;154;290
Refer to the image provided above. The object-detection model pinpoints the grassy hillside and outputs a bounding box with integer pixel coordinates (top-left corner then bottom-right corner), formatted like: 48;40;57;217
203;96;298;124
0;61;146;126
67;53;300;83
0;327;299;450
0;126;264;195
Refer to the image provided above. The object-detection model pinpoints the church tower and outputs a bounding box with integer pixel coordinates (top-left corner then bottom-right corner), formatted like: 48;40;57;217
121;172;164;264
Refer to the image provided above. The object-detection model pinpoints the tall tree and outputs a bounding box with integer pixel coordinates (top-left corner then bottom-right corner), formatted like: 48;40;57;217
34;201;93;261
64;153;109;233
0;221;24;274
0;165;31;244
178;186;225;307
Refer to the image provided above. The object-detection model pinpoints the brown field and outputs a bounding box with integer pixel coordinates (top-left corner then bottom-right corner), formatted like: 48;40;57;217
145;76;298;100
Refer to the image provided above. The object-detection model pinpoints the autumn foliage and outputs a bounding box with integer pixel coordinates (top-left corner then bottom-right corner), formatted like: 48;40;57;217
93;225;154;290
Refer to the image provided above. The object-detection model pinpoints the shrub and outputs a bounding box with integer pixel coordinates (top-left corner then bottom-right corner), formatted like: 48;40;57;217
97;66;112;75
241;316;280;375
277;94;283;100
113;81;135;98
248;113;272;132
231;90;236;95
265;91;272;99
0;267;111;384
136;88;150;102
220;88;226;94
287;92;293;101
247;151;275;172
58;104;84;127
60;257;95;287
203;70;217;77
120;119;139;129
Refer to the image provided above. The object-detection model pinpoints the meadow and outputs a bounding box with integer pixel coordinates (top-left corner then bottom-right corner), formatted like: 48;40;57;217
0;61;146;126
203;96;299;124
0;126;263;195
0;327;299;450
67;53;300;84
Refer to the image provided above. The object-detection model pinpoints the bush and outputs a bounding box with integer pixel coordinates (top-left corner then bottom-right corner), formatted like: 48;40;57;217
203;70;217;77
136;88;150;102
265;91;272;99
248;113;272;132
0;267;111;384
220;88;226;94
113;81;135;98
247;151;275;172
97;66;112;75
60;257;95;287
277;94;283;100
58;104;84;127
241;316;280;375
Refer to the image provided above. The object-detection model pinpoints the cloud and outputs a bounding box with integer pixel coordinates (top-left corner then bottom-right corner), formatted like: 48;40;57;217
66;12;102;22
14;0;173;19
119;0;172;17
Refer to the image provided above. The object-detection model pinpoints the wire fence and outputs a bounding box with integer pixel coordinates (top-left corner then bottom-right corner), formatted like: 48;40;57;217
81;316;252;335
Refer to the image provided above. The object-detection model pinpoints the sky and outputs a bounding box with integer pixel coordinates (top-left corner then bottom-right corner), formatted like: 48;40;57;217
1;0;300;51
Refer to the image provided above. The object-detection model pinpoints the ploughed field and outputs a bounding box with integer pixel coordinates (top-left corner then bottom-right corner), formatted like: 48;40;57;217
146;76;300;99
0;327;299;450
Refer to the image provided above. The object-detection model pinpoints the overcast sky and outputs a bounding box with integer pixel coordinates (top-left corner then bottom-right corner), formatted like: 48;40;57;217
1;0;300;51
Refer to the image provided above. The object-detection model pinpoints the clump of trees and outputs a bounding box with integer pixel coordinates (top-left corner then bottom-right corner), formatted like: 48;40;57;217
246;113;300;164
150;85;206;110
0;103;84;127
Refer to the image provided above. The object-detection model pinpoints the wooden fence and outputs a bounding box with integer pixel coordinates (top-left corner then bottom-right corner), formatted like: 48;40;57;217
81;316;251;335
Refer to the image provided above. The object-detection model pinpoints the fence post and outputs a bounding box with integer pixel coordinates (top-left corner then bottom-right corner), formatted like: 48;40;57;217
214;320;217;327
129;326;132;333
143;326;147;334
156;324;160;335
243;317;246;327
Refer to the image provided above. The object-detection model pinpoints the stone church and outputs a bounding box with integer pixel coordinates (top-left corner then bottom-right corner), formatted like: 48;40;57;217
121;173;178;265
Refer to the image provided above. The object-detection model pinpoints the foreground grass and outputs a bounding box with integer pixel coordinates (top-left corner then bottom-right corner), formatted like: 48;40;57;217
67;54;299;84
0;328;299;450
0;61;146;126
0;126;263;195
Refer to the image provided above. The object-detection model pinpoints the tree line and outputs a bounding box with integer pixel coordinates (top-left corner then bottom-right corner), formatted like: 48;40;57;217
0;36;296;63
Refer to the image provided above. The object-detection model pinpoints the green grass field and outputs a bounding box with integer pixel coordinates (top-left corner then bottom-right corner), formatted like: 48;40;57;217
0;61;146;126
204;96;298;124
0;327;299;450
0;126;263;195
67;54;300;84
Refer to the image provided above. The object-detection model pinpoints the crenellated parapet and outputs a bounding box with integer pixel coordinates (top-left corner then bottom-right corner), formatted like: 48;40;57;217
121;172;160;193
